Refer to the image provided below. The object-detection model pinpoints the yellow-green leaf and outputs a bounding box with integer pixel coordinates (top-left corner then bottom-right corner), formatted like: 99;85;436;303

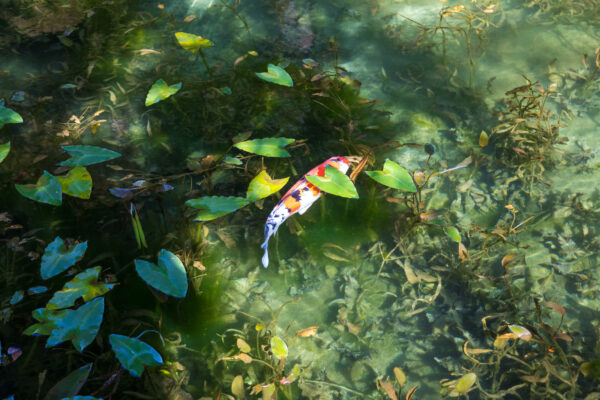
306;165;358;199
145;79;182;106
175;32;214;53
270;336;288;360
0;141;10;163
247;170;289;202
366;159;417;192
256;64;293;87
57;166;92;199
455;373;476;394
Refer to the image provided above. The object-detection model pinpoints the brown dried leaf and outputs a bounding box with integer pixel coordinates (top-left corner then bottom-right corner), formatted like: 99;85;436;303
297;326;318;337
501;253;518;267
184;14;197;22
393;367;406;387
406;386;418;400
377;380;397;400
543;301;566;315
458;242;468;260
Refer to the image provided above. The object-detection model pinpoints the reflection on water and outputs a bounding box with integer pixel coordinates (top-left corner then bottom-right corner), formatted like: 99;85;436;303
1;0;599;398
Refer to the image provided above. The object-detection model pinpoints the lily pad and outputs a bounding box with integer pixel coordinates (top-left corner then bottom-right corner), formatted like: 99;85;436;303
185;196;250;221
175;32;213;53
270;336;288;360
256;64;293;87
47;267;116;310
134;249;188;298
306;165;358;199
45;363;92;400
247;170;289;202
0;106;23;129
57;167;92;199
46;297;104;352
233;137;295;158
365;160;417;192
109;334;163;377
59;145;121;167
15;171;62;206
0;141;9;163
40;237;88;280
145;79;182;106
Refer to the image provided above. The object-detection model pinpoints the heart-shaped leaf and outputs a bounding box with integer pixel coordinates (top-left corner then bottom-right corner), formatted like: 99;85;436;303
135;249;188;298
0;141;10;163
57;167;92;199
59;145;121;167
234;137;295;158
365;159;417;192
47;267;116;310
270;336;288;360
41;237;88;280
247;170;289;202
24;308;69;336
15;171;62;206
109;334;163;377
0;105;23;128
44;363;92;400
256;64;293;87
185;196;250;221
145;79;182;106
175;32;213;53
46;297;104;352
306;165;358;198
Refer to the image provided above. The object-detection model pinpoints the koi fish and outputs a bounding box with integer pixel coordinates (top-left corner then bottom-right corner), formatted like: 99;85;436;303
261;156;350;268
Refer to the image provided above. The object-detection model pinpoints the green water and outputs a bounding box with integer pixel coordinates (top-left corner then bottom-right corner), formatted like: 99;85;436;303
1;0;600;399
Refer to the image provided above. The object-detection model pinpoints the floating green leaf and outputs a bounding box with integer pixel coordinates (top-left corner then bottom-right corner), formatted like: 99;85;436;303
455;373;476;395
247;171;289;202
46;297;104;352
9;290;24;305
306;165;358;199
27;286;48;295
365;160;417;192
270;336;288;360
256;64;293;87
0;141;9;163
57;167;92;199
59;145;121;167
134;249;188;298
444;226;461;243
15;171;62;206
47;267;116;310
0;106;23;129
175;32;213;53
145;79;182;106
24;308;68;336
109;334;163;377
185;196;250;221
223;156;243;166
234;138;295;158
44;363;92;400
40;237;88;280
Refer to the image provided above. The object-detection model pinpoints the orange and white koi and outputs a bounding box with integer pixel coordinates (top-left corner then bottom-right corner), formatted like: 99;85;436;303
261;156;350;267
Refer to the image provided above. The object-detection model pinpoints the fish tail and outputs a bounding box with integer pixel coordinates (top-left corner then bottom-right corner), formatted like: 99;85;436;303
261;220;278;268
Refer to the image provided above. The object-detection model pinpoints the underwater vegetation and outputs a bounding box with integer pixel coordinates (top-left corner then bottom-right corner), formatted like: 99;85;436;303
1;0;600;399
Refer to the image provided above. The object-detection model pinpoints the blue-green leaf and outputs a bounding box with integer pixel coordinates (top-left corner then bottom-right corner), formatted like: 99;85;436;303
46;297;104;352
15;171;62;206
233;138;295;158
59;145;121;167
27;286;48;295
365;159;417;192
47;267;115;310
24;307;69;336
9;290;24;305
306;165;358;199
0;106;23;129
134;249;188;298
0;141;10;163
45;363;92;400
256;64;293;87
185;196;250;221
40;237;88;280
56;167;92;199
109;334;163;377
145;79;182;106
